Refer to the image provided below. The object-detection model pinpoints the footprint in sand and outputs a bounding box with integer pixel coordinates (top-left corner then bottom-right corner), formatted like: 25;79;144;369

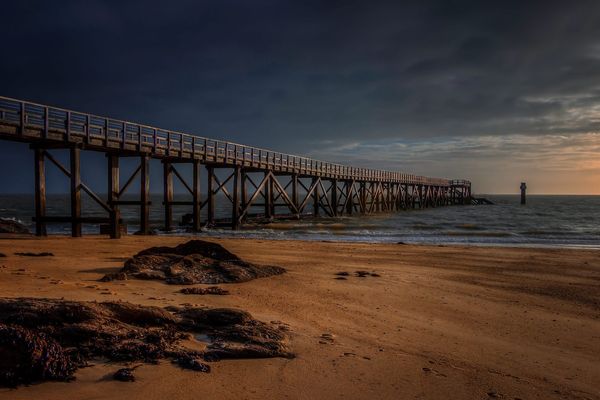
319;333;335;344
421;367;447;377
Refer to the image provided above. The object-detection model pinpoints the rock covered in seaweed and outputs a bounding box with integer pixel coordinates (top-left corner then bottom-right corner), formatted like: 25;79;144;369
0;297;293;387
102;240;285;285
179;286;230;295
0;325;77;387
0;218;30;234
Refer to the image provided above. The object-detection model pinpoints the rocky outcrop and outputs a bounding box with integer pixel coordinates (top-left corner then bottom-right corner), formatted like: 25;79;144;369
102;240;285;285
0;218;30;234
0;298;293;387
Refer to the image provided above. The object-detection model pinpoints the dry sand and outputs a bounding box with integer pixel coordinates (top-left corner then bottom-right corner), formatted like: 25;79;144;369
0;235;598;400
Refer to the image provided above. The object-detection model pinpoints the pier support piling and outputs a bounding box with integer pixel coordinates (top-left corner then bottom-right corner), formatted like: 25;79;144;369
107;154;121;239
206;166;215;227
70;147;81;237
331;179;338;216
163;161;173;231
264;171;273;219
231;166;241;230
140;155;150;234
313;177;319;217
192;160;201;231
34;148;47;236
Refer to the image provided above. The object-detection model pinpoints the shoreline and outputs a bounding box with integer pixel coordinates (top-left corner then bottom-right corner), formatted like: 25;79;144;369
3;232;600;251
0;236;599;399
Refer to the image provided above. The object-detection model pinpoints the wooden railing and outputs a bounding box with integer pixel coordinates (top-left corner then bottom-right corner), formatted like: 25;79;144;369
0;95;468;186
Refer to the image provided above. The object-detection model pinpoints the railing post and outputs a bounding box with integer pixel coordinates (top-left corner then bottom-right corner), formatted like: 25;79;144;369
43;107;49;139
65;111;71;142
19;102;25;136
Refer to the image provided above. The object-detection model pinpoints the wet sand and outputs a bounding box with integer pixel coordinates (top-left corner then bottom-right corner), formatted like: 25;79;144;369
0;236;598;400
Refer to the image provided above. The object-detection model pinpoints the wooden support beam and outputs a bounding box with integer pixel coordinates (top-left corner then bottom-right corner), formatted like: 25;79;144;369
291;174;299;218
163;161;173;231
238;171;271;220
270;175;299;215
360;182;366;214
70;147;81;237
269;174;275;217
331;179;338;216
118;164;141;198
231;166;241;230
108;154;121;238
264;171;272;219
192;159;201;231
171;165;193;195
140;154;150;234
206;166;215;226
34;148;47;236
241;169;248;221
312;177;319;217
346;181;353;215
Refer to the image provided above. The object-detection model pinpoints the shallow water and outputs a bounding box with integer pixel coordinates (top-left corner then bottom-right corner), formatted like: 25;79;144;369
1;194;599;248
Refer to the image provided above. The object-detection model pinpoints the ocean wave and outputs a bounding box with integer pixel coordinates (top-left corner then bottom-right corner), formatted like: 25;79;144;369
519;230;570;236
444;231;514;237
454;223;484;230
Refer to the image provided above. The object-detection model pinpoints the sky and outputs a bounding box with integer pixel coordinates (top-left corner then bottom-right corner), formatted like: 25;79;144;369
1;0;600;194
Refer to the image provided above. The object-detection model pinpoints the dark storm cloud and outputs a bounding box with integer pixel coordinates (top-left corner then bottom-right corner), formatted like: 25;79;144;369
2;1;600;194
2;0;600;151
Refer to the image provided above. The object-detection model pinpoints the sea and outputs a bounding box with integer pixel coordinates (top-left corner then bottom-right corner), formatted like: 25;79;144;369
0;194;599;249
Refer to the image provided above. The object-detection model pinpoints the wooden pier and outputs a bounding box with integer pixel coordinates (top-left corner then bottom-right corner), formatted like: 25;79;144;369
0;96;472;238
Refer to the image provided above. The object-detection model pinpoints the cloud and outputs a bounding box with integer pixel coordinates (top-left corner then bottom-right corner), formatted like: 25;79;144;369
307;133;600;193
1;1;600;193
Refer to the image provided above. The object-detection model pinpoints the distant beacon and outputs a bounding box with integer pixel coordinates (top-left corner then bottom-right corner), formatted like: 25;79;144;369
520;182;527;205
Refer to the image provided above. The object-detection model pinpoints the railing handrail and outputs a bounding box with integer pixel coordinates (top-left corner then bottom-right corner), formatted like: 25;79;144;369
0;95;471;186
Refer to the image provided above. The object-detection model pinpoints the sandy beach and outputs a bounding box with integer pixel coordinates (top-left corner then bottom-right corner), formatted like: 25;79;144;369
0;236;598;400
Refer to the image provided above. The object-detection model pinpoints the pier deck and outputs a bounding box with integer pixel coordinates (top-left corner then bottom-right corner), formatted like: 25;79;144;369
0;95;472;237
